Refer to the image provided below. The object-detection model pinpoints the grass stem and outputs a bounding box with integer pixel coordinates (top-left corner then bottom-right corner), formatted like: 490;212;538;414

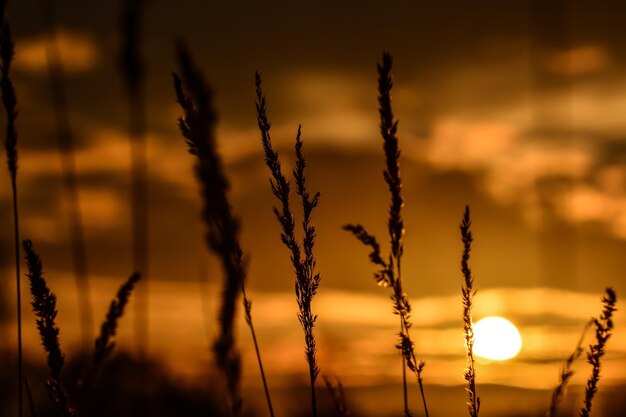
548;319;592;417
0;3;22;414
343;52;428;417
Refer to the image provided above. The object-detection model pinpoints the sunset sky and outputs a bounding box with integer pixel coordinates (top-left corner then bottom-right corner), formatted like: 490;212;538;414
1;1;626;416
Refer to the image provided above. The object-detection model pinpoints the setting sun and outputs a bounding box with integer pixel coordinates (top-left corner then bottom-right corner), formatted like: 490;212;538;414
474;316;522;361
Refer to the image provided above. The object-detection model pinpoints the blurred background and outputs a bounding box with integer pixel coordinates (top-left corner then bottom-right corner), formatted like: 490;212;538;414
1;0;625;416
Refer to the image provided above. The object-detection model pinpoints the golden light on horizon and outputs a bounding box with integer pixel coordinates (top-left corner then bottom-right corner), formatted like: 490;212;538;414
474;317;522;361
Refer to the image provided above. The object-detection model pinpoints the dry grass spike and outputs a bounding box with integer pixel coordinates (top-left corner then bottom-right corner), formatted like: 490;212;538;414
173;42;275;417
548;320;592;417
256;72;322;417
579;288;617;417
460;205;479;417
343;52;428;417
23;239;75;417
94;272;141;370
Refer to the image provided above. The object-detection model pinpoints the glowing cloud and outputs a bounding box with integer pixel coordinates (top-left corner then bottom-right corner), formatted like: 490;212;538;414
15;30;99;74
544;44;610;76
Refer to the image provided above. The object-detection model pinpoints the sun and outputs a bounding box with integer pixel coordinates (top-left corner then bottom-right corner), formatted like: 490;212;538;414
473;316;522;361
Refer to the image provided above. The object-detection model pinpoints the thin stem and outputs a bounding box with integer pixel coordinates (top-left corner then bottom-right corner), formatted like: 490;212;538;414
400;319;409;417
119;3;150;416
12;176;22;417
548;320;592;417
37;0;93;351
418;375;428;417
24;377;37;417
310;368;318;417
323;375;351;417
8;144;21;417
242;286;275;417
120;0;150;364
129;91;149;356
397;257;409;417
0;4;22;414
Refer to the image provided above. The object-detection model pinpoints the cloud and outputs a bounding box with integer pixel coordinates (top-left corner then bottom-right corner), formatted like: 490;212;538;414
426;118;518;170
14;128;131;180
78;188;126;229
14;30;99;74
421;114;626;240
424;116;594;203
21;214;64;244
485;142;594;205
17;186;126;242
4;280;624;388
557;183;626;239
244;69;626;242
544;44;611;76
223;69;626;241
413;62;626;237
285;72;377;143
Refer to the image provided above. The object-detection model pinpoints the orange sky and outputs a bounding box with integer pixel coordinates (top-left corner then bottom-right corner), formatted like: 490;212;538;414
1;1;626;415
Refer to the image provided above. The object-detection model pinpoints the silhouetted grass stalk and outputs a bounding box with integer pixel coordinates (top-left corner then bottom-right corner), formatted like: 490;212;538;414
343;53;428;417
119;2;150;414
242;290;275;417
24;377;37;417
579;288;617;417
173;45;242;415
94;273;141;371
23;240;75;417
256;73;321;417
548;319;592;417
460;206;479;417
0;2;22;415
37;0;93;350
173;44;274;417
119;0;150;365
323;375;350;417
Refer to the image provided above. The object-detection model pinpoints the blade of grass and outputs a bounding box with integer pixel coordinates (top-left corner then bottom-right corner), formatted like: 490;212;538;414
0;2;22;415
